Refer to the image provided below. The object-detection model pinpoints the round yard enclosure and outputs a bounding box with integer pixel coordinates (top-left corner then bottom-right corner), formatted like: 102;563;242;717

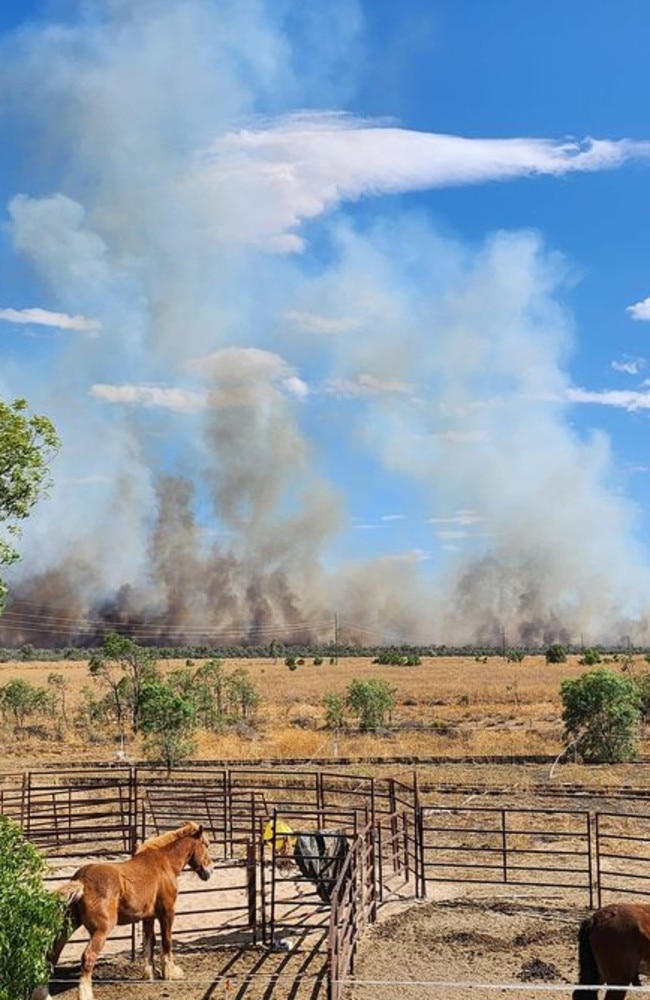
6;761;650;999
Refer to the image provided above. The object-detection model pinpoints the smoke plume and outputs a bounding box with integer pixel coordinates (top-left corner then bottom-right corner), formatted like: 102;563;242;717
1;1;649;649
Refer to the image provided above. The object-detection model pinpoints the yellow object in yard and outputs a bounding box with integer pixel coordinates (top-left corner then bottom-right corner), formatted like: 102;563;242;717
263;817;296;856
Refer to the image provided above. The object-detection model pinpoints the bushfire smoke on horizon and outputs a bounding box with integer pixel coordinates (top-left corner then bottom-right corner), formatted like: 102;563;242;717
1;1;650;649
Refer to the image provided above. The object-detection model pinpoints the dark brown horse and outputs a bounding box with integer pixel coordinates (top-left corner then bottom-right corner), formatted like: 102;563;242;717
574;903;650;1000
48;821;213;1000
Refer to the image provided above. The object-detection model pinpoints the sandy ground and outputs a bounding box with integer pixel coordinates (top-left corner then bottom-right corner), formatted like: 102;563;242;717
44;860;588;1000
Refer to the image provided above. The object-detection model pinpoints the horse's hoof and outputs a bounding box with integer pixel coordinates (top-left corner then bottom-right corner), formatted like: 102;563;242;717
168;964;185;980
142;964;155;982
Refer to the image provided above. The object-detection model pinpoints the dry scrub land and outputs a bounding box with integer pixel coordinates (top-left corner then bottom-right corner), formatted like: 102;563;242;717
1;652;649;782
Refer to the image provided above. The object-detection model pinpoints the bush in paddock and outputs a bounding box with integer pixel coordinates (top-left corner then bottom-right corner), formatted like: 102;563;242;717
560;668;642;763
0;816;66;1000
545;643;567;664
346;678;396;732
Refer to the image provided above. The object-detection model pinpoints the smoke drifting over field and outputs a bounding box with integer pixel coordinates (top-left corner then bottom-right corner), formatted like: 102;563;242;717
1;2;650;649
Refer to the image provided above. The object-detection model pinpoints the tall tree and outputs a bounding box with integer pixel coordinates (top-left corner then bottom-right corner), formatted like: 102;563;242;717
89;632;159;735
0;398;59;611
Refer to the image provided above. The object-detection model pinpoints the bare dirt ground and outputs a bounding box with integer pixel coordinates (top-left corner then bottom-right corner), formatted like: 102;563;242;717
46;880;587;1000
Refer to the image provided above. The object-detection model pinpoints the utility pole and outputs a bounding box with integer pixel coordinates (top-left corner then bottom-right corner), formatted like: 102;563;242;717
334;612;339;664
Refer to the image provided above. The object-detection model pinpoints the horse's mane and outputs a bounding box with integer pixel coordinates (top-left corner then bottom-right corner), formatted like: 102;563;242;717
135;821;201;853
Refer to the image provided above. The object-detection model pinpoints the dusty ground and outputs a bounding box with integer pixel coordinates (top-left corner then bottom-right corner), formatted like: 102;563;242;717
46;882;587;1000
346;889;586;1000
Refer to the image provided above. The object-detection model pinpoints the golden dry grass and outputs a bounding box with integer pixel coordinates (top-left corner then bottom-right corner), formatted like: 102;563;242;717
1;651;647;774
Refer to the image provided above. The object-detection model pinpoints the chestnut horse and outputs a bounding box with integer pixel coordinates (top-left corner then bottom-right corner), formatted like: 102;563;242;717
574;903;650;1000
48;821;213;1000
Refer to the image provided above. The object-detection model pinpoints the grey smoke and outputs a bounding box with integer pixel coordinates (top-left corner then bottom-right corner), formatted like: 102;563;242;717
1;1;649;648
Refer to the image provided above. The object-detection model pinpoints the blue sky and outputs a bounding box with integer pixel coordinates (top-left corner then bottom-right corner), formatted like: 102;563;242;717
2;0;650;647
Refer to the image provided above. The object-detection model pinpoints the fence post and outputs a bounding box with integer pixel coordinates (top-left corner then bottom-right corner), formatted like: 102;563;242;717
501;808;508;883
416;805;425;899
594;812;602;909
247;838;257;943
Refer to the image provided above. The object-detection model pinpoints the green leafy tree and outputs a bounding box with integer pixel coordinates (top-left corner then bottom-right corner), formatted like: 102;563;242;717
546;643;567;664
139;679;197;774
0;679;50;733
560;668;642;763
0;398;59;611
89;632;159;735
227;668;260;721
0;816;66;1000
323;692;346;731
169;658;229;731
346;678;396;732
47;671;69;730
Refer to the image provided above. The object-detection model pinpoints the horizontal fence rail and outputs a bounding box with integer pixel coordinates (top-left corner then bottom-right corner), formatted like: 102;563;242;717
419;805;593;906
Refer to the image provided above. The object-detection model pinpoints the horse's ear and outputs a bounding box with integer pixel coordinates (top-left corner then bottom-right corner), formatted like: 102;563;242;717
193;824;203;838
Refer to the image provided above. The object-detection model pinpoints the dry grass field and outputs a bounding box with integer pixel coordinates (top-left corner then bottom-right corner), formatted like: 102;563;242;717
1;651;648;777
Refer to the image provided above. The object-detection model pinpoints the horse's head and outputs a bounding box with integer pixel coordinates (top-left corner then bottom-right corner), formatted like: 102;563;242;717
187;825;213;881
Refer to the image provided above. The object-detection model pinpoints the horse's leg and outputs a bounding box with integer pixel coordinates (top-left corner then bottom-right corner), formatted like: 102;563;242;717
142;917;156;981
78;927;109;1000
158;909;184;980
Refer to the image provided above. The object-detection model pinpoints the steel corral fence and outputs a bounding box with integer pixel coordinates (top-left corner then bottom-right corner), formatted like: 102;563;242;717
9;766;650;995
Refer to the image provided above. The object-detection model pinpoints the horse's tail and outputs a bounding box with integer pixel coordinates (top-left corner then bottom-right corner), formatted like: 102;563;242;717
573;914;600;1000
56;879;85;906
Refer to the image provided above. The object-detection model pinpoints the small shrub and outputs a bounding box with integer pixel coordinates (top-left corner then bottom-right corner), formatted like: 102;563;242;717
545;643;567;664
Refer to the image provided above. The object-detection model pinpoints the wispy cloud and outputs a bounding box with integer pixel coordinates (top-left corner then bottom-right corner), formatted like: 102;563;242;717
381;514;406;522
568;387;650;411
283;310;361;334
612;356;645;375
90;384;206;412
0;306;100;333
627;297;650;320
426;509;484;526
326;373;411;397
197;112;650;250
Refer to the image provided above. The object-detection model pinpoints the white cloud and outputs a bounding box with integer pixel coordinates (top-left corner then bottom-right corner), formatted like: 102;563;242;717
568;387;650;411
283;309;362;334
326;373;411;397
90;383;205;412
612;356;645;375
0;306;100;333
627;298;650;320
427;510;484;526
381;514;406;522
194;112;650;250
